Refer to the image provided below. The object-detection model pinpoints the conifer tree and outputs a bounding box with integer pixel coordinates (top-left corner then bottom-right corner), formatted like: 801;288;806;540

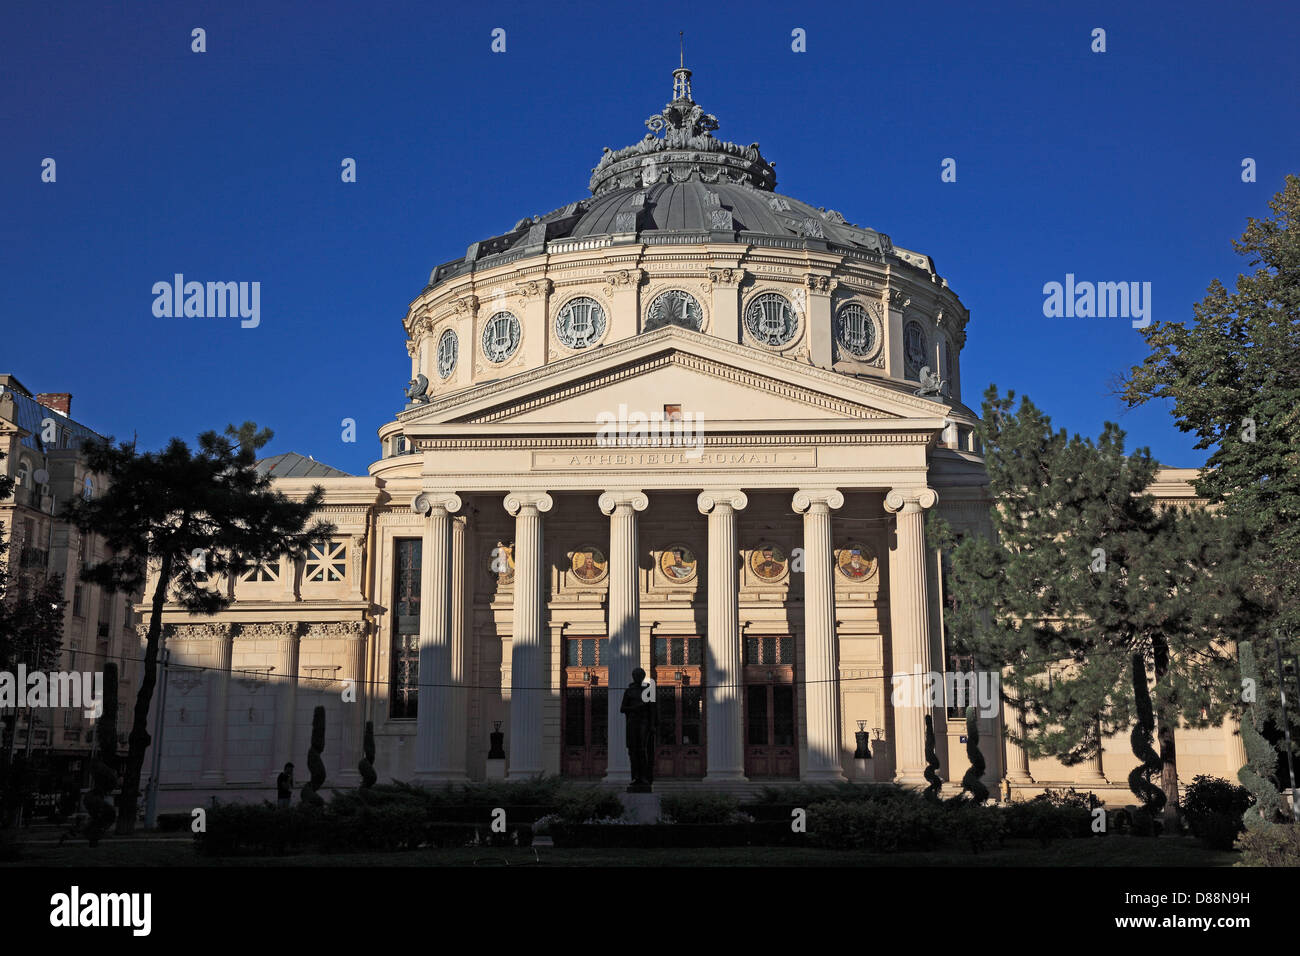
933;388;1265;813
64;423;333;834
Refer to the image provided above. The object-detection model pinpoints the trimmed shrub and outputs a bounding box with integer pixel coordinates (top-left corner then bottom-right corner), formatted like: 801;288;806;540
959;707;989;804
301;706;327;806
1003;800;1091;845
807;799;947;852
1128;652;1167;818
1183;774;1254;845
660;792;744;825
358;721;377;789
923;715;942;802
946;803;1007;853
1235;823;1300;866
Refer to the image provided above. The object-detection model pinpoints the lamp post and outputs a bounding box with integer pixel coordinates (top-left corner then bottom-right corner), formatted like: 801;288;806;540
853;719;872;759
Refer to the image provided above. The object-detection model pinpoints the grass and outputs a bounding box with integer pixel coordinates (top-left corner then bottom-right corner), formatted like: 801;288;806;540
1;834;1239;867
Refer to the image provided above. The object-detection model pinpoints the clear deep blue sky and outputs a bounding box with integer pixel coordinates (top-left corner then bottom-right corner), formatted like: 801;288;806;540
3;0;1297;475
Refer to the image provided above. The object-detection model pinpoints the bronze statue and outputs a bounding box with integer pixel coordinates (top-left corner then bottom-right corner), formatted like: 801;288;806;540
620;667;657;792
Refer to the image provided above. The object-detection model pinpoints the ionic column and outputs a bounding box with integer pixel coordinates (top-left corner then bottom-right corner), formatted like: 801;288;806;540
884;486;938;786
271;629;300;770
794;489;847;782
199;627;234;786
1226;714;1248;778
698;490;749;782
504;492;554;779
1078;721;1108;784
411;491;463;782
600;490;648;784
1001;676;1034;784
449;514;470;779
337;626;367;785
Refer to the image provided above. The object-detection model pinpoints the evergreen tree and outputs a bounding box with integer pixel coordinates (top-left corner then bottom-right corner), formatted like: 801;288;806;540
960;706;989;804
923;714;942;802
932;388;1266;813
301;705;327;806
63;423;333;834
1237;642;1284;828
358;720;377;789
1123;175;1300;727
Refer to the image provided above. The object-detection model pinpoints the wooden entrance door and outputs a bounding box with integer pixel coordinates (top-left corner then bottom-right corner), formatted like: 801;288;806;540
743;635;798;778
561;637;609;778
651;636;705;778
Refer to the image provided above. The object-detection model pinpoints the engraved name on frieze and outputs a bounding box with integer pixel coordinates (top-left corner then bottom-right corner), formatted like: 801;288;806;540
532;449;817;470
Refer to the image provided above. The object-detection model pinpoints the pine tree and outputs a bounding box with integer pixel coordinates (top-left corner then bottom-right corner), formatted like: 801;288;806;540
1123;175;1300;729
63;423;333;834
932;388;1266;813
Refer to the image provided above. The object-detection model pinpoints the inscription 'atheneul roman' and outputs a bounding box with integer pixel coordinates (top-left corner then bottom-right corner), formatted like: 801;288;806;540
556;451;805;467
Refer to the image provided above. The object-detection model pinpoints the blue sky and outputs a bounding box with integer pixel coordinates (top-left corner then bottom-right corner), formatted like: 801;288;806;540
3;0;1296;475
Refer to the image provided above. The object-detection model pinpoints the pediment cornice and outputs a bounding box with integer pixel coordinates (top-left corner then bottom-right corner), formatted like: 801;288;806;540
396;326;947;428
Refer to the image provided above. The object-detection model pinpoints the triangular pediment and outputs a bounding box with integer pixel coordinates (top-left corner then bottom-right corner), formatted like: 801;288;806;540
398;327;947;433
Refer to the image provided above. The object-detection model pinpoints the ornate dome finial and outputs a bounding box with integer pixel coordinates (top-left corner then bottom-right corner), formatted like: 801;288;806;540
588;63;777;195
674;31;691;101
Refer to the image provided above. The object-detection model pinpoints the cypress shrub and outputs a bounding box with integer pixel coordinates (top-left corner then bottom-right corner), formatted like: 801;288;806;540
300;706;327;806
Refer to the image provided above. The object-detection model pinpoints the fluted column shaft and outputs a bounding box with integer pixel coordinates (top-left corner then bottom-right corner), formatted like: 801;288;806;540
601;490;648;783
795;489;846;782
412;492;462;781
1002;677;1034;784
699;490;748;781
449;515;470;779
200;629;234;785
272;633;300;769
337;631;367;784
505;492;553;779
885;487;938;786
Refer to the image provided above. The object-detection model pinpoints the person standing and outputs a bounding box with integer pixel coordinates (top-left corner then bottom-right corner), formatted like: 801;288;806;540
276;762;294;808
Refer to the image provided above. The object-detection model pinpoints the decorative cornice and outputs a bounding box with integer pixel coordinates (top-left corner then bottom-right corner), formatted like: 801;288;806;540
518;278;553;299
165;622;230;641
889;290;911;311
415;431;937;451
304;621;366;640
603;268;645;290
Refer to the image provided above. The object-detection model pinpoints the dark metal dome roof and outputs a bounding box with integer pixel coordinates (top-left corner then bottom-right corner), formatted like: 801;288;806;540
424;67;917;292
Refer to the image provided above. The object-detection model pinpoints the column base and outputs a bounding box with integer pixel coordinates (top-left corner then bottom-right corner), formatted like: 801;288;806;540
802;769;848;783
894;771;934;787
411;771;471;785
1005;772;1035;784
506;768;544;781
198;771;226;786
703;770;749;784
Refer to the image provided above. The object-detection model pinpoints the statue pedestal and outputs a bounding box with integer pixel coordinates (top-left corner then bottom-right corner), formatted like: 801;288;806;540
622;791;661;824
485;758;506;780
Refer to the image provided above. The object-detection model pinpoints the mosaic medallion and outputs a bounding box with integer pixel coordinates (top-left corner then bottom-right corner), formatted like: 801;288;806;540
835;543;878;581
570;545;608;583
749;543;789;581
658;544;698;582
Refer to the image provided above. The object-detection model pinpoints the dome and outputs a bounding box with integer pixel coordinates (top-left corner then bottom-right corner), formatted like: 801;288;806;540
426;67;930;292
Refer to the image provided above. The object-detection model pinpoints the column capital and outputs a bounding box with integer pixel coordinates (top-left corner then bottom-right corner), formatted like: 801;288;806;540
598;490;649;515
503;491;554;516
697;490;748;515
412;491;462;516
792;489;845;514
883;487;938;514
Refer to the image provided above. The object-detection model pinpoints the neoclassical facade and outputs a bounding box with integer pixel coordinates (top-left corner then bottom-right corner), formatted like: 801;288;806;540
144;69;1243;806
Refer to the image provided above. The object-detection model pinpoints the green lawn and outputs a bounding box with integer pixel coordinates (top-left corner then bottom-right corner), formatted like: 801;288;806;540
1;834;1240;867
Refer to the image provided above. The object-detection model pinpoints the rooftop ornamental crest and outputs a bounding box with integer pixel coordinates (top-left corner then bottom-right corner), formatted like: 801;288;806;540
589;66;777;195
